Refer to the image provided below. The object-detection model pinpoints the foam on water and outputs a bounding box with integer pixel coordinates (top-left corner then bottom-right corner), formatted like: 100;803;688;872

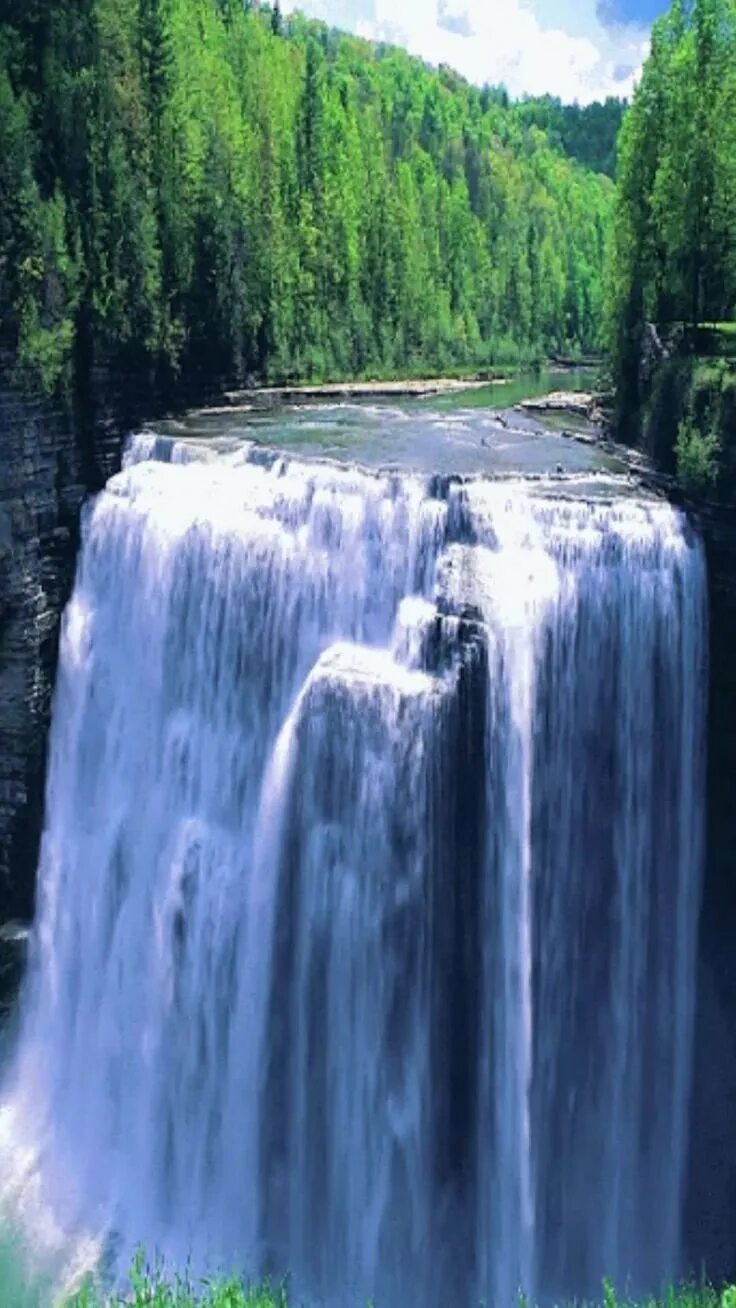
1;438;707;1306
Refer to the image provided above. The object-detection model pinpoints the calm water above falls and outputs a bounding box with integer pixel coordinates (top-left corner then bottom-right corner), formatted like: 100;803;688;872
160;370;620;478
0;432;706;1306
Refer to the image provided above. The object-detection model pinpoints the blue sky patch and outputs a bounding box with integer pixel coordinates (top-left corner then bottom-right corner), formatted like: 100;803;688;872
598;0;669;21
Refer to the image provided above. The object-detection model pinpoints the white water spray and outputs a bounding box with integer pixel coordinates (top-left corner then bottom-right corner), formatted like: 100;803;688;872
1;440;707;1305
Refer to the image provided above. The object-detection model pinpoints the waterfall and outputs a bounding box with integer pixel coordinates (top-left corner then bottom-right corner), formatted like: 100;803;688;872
1;438;707;1306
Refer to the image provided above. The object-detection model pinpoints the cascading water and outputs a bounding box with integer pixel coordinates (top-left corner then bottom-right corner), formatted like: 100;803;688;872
0;435;707;1306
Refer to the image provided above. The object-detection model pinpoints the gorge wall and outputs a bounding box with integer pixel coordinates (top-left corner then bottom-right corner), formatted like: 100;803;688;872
0;368;126;931
686;505;736;1282
0;382;80;927
0;360;224;980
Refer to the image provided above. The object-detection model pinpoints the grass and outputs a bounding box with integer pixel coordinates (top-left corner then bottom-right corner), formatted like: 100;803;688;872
69;1271;288;1307
0;1244;288;1308
0;1245;731;1308
14;1272;736;1308
65;1279;728;1308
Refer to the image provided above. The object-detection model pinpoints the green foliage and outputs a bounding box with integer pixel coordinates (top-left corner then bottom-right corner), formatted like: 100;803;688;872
589;1289;721;1308
696;324;736;359
606;0;736;375
0;0;613;393
57;1276;736;1308
0;1243;728;1308
676;417;721;491
66;1257;288;1307
517;96;626;178
605;0;736;490
603;1278;618;1308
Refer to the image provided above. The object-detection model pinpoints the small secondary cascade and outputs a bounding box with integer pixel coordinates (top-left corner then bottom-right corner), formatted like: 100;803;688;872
1;436;707;1306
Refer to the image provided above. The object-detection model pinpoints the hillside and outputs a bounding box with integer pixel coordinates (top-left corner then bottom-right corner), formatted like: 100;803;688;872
0;0;613;392
606;0;736;496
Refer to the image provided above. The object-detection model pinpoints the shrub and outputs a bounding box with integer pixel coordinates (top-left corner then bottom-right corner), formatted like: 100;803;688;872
675;418;720;492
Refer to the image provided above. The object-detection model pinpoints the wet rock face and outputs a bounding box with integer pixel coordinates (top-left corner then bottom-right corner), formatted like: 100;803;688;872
0;386;86;924
0;920;30;1023
0;369;131;932
686;508;736;1283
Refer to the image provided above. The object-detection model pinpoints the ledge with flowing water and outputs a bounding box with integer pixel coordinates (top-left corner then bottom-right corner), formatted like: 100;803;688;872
0;434;709;1306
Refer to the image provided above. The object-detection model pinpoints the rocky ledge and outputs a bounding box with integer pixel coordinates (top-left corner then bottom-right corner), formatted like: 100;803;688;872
0;385;85;930
519;389;596;417
0;364;151;954
686;498;736;1281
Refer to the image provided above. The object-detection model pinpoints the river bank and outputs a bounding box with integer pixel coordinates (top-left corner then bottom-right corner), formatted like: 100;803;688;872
221;377;499;404
193;362;599;409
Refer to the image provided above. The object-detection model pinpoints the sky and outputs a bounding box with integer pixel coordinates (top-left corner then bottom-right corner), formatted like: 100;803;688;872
280;0;671;105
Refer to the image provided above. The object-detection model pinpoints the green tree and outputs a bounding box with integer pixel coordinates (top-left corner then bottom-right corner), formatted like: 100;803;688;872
1;0;616;390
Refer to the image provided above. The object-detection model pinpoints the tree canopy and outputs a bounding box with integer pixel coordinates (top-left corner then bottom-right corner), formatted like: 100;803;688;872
517;96;626;180
0;1;614;391
607;0;736;393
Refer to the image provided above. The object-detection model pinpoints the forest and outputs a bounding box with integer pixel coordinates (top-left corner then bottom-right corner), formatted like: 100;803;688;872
516;95;624;180
607;0;736;490
0;0;615;392
1;0;735;486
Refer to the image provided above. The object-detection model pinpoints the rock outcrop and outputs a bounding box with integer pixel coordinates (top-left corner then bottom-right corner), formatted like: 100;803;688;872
686;503;736;1282
0;383;85;927
0;362;151;944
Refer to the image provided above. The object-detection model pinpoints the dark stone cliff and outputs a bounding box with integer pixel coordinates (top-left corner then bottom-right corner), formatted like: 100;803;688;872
0;365;148;933
0;383;84;1013
686;505;736;1282
0;384;87;925
0;360;215;958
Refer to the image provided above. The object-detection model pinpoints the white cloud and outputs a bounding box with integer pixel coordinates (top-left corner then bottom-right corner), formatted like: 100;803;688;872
280;0;650;104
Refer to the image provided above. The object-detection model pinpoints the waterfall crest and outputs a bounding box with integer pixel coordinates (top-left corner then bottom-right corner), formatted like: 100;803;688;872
2;441;707;1306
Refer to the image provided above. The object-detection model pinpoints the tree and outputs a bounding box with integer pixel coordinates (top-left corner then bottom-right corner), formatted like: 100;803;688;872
610;0;736;338
0;0;616;390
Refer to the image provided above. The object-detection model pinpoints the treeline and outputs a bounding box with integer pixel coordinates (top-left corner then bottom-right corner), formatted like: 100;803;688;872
0;0;613;392
517;96;625;180
607;0;736;409
605;0;736;492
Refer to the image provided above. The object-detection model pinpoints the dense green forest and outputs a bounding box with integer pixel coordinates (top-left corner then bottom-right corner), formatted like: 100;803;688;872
607;0;736;490
517;96;625;180
0;0;614;392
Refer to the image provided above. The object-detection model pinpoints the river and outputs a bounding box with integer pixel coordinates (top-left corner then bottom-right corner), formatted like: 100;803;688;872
156;368;624;477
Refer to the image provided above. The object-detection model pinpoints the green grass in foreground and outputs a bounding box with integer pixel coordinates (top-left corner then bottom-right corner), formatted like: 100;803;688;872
69;1271;287;1307
0;1245;733;1308
65;1276;730;1308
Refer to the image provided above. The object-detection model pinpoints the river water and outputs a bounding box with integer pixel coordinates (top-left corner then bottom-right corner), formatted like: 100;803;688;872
158;369;622;477
0;393;707;1306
